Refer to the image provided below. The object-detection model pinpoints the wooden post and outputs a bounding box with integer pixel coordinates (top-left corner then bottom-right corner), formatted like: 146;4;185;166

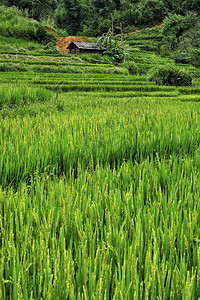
112;14;114;38
120;23;124;43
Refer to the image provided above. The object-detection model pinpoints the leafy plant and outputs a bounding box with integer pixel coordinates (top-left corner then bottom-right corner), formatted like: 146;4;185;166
97;29;129;63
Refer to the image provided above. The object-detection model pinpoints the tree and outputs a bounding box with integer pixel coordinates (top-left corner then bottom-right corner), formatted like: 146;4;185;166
161;12;199;39
159;12;200;61
63;0;83;34
114;0;121;10
135;0;167;25
92;0;115;17
3;0;58;20
182;0;200;13
161;13;184;38
54;0;83;34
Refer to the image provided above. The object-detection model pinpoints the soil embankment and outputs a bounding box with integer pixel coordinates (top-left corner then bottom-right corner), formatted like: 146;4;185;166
56;36;87;53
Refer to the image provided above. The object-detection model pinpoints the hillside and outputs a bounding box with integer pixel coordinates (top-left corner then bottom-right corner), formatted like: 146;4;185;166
2;0;200;37
0;5;200;300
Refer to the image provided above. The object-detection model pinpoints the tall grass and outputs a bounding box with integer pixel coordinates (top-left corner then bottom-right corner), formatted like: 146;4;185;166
0;6;37;39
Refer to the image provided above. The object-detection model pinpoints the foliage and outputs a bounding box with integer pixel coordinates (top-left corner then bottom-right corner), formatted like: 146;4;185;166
54;0;83;35
97;29;129;63
147;64;193;86
0;5;37;39
36;25;57;45
189;48;200;67
1;0;200;36
161;12;199;39
92;0;115;17
4;0;58;20
133;0;167;26
121;60;138;74
159;12;200;66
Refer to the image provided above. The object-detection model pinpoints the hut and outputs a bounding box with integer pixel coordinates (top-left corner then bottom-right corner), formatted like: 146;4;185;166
67;41;106;54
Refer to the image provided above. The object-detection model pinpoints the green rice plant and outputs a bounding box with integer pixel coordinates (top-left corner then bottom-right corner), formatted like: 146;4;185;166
0;85;56;107
44;83;175;93
0;63;30;72
1;95;200;188
0;155;200;298
178;87;200;94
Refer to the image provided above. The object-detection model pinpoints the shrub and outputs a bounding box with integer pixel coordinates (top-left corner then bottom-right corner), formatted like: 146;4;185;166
121;60;138;75
45;42;59;54
147;64;193;86
189;48;200;67
36;25;57;45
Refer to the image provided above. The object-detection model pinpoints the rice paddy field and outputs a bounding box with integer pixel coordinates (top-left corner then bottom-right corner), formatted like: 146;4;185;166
0;27;200;299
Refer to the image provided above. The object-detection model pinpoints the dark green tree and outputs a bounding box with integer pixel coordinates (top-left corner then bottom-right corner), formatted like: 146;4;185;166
161;12;199;39
92;0;115;17
135;0;167;25
62;0;83;34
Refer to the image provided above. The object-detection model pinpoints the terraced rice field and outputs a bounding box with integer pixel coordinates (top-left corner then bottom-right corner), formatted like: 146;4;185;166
0;36;200;299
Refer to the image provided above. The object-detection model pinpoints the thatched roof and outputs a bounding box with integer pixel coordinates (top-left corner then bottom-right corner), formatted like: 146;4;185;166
67;41;106;51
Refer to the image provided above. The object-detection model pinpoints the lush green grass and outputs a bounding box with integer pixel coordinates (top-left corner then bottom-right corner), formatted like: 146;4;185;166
0;5;37;40
0;16;200;299
0;36;45;54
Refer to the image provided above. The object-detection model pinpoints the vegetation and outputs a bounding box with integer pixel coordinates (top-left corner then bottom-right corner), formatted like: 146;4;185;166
1;80;200;298
147;64;193;86
0;5;37;39
1;0;200;36
0;3;200;300
159;12;200;66
97;29;129;63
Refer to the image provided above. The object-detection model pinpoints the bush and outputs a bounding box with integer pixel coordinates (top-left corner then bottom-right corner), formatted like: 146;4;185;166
121;60;138;75
36;25;57;45
189;48;200;67
45;42;59;54
147;64;193;86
